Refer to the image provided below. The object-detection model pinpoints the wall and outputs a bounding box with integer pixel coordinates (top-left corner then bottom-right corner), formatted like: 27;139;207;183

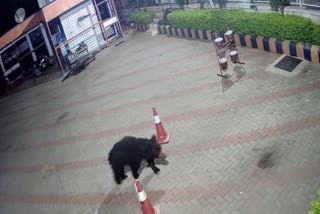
41;0;87;22
0;13;42;50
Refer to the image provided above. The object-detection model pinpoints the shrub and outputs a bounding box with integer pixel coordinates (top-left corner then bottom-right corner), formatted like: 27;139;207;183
167;9;320;45
311;25;320;46
309;193;320;214
132;11;155;25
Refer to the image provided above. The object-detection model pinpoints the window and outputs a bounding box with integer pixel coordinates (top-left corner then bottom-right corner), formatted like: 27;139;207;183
15;37;30;58
1;46;18;70
98;2;111;20
29;28;45;48
95;0;104;4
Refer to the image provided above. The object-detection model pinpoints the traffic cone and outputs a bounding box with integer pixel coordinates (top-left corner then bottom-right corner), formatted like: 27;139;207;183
134;179;160;214
152;107;171;144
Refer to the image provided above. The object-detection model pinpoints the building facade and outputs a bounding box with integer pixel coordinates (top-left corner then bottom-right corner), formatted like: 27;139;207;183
0;0;122;85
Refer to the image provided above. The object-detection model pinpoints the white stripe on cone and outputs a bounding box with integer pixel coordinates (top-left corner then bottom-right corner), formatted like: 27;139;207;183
137;191;147;202
154;115;161;124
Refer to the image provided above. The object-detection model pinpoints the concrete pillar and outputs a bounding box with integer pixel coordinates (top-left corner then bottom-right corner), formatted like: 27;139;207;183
311;45;319;64
296;43;304;59
269;38;277;53
256;36;264;51
282;40;290;55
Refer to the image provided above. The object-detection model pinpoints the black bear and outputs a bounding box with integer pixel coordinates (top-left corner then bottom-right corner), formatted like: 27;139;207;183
108;135;162;184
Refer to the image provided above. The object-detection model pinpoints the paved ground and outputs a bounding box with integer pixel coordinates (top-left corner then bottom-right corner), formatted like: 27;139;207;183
0;66;62;98
0;31;320;214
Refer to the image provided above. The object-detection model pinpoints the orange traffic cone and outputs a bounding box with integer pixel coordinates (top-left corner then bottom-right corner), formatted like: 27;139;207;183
152;107;171;144
134;179;160;214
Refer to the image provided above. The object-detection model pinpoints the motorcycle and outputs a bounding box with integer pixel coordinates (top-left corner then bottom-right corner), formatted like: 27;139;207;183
29;54;54;77
29;62;42;77
38;54;54;71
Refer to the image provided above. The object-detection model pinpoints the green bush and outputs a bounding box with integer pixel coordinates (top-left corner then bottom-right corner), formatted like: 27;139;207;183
132;11;155;25
310;193;320;214
167;9;320;45
311;25;320;46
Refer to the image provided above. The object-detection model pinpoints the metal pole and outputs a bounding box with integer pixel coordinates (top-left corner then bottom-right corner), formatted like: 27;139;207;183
44;21;65;75
39;23;54;57
25;34;37;61
93;0;109;45
110;0;124;36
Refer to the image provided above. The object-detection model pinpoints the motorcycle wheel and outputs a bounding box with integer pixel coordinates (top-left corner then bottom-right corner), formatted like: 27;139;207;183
34;68;42;76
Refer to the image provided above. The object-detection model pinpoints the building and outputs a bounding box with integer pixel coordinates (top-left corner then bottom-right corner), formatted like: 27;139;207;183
0;0;122;86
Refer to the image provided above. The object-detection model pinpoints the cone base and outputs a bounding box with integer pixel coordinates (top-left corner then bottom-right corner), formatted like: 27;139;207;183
157;132;171;145
154;204;160;214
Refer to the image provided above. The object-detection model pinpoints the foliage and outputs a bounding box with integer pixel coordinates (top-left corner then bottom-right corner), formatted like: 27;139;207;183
131;11;155;25
167;9;320;45
311;25;320;46
309;193;320;214
270;0;290;14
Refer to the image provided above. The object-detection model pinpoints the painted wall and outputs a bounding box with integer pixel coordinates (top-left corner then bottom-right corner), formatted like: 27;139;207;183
0;13;42;50
42;0;87;22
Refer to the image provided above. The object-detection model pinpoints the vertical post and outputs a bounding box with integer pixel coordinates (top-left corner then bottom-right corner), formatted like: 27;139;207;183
44;20;66;75
0;59;6;78
110;0;123;36
93;0;109;46
25;34;37;61
39;23;54;57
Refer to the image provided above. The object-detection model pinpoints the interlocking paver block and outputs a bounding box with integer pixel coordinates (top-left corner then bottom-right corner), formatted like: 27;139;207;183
0;32;320;214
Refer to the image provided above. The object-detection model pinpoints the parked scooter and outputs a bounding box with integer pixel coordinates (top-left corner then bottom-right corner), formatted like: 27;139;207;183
29;62;42;76
29;54;54;77
38;54;54;71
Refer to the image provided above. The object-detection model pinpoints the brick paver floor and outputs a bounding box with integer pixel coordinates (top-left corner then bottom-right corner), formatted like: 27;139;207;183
0;31;320;214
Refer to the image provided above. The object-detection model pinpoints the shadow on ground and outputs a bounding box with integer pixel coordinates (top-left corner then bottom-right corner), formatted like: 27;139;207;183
221;64;246;92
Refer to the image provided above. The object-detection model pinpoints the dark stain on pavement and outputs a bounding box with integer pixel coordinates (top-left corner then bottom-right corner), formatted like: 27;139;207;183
56;112;70;123
257;151;274;169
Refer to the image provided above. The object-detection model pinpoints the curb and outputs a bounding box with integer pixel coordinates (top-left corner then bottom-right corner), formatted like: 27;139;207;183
158;25;320;64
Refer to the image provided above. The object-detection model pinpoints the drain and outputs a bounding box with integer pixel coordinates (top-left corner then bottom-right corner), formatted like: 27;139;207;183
274;55;302;72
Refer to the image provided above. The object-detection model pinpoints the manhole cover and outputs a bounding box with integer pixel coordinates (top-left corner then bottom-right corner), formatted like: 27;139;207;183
274;55;302;72
266;54;308;77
